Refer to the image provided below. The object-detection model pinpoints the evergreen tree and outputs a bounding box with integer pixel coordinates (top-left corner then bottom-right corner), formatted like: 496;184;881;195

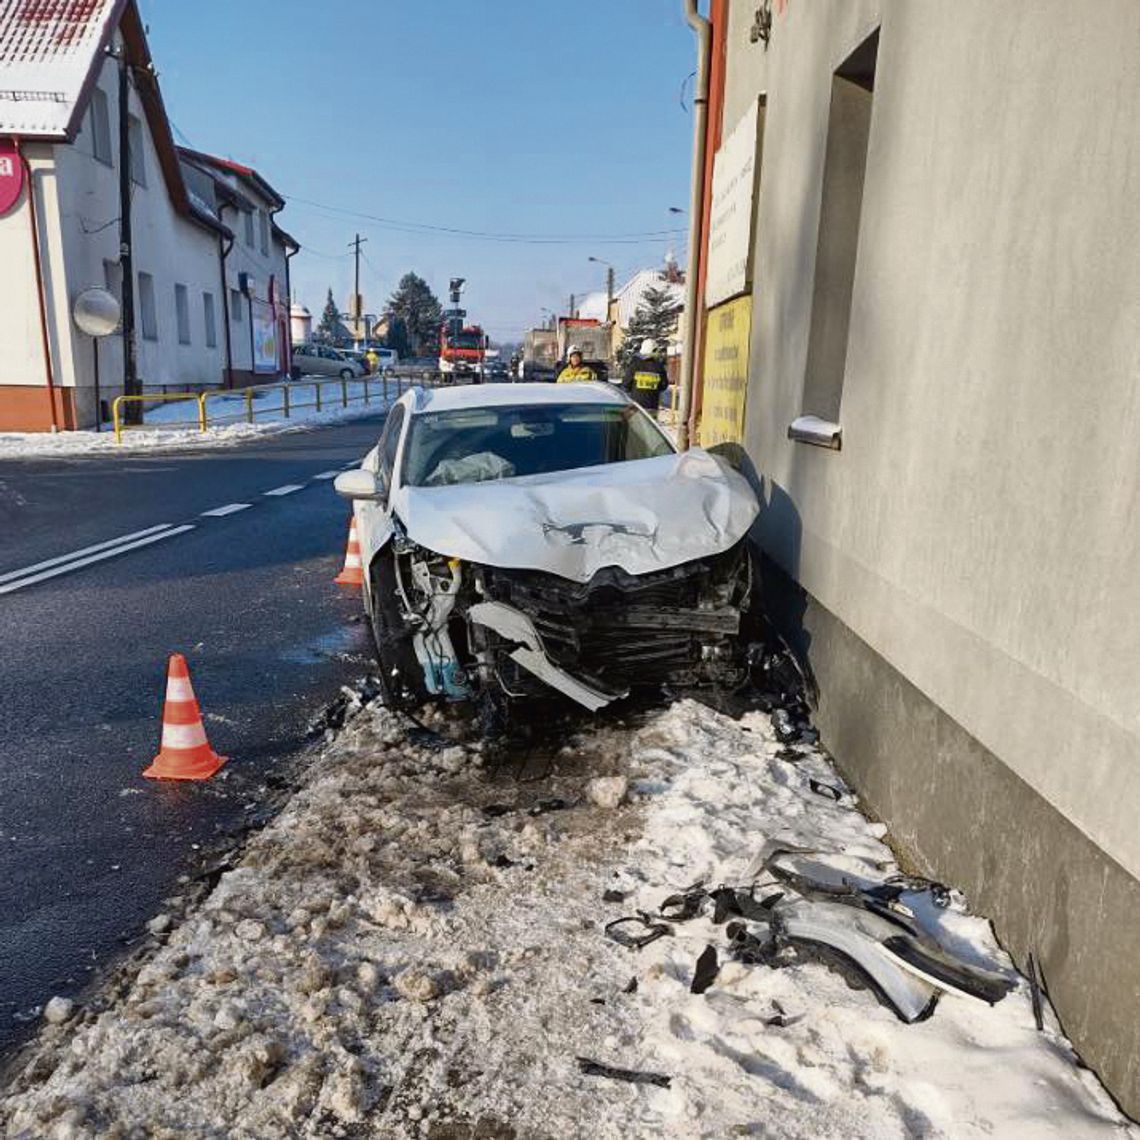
315;288;341;342
384;315;411;360
386;273;442;356
618;282;684;369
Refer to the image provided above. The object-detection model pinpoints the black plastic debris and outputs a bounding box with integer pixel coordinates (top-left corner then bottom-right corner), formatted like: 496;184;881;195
604;915;672;951
725;921;781;966
577;1057;671;1089
659;887;708;923
809;778;844;802
711;886;785;924
530;797;573;816
622;977;638;994
690;945;719;994
603;888;629;904
764;999;804;1028
481;803;513;818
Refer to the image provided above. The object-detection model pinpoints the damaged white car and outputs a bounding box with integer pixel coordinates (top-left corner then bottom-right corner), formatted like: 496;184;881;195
334;383;760;716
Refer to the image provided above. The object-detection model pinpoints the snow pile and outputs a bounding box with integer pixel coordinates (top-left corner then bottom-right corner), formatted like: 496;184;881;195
0;381;392;459
0;698;1133;1139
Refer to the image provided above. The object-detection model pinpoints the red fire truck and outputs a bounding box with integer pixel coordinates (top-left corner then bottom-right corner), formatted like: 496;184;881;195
438;277;487;380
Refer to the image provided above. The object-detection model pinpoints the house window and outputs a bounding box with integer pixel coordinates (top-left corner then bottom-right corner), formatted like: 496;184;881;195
203;292;217;348
138;272;158;341
259;210;269;256
90;87;112;166
230;288;244;322
175;284;191;345
243;210;254;247
127;114;146;186
801;27;879;426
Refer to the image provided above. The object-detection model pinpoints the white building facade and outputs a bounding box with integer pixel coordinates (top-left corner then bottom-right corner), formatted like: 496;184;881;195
0;0;297;431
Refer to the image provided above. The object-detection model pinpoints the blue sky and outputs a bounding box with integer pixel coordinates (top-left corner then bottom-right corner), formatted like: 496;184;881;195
137;0;696;343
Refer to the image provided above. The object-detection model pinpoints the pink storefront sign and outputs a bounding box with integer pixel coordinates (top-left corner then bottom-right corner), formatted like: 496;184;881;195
0;138;25;216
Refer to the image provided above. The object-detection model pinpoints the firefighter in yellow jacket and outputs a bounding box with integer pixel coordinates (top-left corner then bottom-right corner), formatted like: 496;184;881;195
556;344;597;383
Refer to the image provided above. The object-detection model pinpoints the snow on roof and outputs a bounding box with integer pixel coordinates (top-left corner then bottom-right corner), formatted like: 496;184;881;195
414;381;628;414
574;291;609;322
176;146;285;209
0;0;123;137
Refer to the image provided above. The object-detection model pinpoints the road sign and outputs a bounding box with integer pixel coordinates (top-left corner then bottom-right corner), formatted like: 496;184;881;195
0;138;25;216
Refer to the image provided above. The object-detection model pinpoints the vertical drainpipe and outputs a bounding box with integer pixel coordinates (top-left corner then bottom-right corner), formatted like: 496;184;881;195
17;142;60;432
284;241;298;379
218;203;235;388
678;0;712;451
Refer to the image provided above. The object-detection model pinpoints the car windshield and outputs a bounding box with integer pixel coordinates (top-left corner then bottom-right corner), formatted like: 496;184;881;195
402;402;674;488
448;333;483;350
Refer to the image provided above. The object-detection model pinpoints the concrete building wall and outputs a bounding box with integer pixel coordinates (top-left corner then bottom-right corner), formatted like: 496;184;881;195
717;0;1140;1112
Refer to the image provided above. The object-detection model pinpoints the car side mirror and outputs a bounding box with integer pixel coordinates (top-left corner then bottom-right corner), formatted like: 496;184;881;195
333;469;384;501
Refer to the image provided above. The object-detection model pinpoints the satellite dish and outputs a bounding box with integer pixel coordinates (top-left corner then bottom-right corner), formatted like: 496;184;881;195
73;287;121;337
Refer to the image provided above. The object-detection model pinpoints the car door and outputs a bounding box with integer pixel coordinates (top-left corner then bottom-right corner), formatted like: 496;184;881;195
354;402;405;603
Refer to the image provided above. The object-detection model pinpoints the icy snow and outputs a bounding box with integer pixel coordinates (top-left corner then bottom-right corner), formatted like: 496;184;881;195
0;697;1133;1138
0;380;391;460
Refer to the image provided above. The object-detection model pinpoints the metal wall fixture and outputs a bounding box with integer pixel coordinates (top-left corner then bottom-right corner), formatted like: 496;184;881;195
750;1;773;47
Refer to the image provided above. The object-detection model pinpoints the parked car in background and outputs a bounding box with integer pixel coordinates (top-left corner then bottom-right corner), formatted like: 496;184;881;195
340;349;372;374
291;343;365;380
372;347;399;370
334;382;760;719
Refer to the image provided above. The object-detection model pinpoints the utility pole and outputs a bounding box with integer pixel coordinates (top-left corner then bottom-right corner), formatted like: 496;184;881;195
569;293;575;320
606;266;615;316
349;233;367;345
117;47;140;423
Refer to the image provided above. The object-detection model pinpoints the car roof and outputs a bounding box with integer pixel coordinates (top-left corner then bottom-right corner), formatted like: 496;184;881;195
409;382;630;414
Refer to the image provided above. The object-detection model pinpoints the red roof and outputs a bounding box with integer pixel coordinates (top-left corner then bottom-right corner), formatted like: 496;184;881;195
0;0;123;136
0;0;107;62
193;152;255;178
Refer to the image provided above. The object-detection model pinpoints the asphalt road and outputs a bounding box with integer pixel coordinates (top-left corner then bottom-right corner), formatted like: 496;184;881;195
0;414;388;1055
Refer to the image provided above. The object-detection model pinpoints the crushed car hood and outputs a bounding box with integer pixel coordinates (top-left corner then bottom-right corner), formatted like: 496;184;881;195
391;449;759;583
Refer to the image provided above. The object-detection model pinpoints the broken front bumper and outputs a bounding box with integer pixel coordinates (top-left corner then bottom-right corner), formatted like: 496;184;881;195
468;541;753;709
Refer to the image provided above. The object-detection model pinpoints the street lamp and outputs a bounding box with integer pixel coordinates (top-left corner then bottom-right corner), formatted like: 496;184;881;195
588;256;615;316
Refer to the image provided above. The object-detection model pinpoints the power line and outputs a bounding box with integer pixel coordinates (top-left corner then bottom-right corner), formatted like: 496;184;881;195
281;193;686;246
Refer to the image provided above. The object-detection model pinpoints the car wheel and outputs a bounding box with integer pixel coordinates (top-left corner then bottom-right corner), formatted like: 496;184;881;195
340;368;354;380
368;556;428;708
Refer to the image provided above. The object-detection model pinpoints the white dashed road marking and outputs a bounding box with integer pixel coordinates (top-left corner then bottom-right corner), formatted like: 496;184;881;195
5;456;356;594
200;503;252;518
0;524;174;586
0;525;196;595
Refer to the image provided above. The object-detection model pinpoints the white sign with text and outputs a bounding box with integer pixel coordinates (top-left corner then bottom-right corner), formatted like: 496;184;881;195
705;99;762;308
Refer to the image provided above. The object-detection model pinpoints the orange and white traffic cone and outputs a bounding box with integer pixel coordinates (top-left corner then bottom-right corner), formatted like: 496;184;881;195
334;517;364;586
143;654;227;781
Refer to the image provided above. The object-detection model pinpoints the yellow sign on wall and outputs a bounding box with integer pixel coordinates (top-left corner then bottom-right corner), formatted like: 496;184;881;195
698;294;752;448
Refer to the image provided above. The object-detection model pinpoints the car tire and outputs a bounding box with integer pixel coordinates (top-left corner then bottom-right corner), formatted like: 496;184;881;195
367;555;428;708
340;368;354;380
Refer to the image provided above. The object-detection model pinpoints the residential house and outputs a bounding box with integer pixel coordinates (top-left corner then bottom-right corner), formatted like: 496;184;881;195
0;0;297;431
